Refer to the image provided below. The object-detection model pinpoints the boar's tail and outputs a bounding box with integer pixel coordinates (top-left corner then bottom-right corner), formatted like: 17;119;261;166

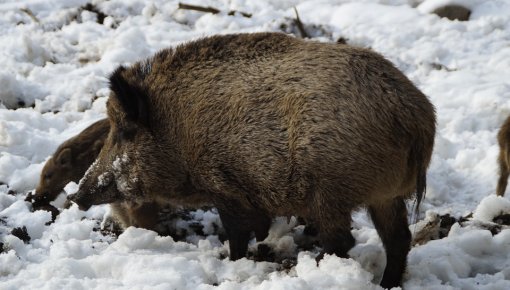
415;160;426;216
410;139;430;223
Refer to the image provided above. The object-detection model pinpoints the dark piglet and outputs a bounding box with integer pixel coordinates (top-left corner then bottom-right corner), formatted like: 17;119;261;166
71;32;436;288
34;119;110;202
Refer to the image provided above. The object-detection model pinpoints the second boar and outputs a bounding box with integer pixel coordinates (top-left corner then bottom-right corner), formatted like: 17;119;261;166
34;119;110;202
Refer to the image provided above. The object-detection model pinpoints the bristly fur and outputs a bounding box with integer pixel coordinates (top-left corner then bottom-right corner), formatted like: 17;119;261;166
109;66;149;127
75;32;436;289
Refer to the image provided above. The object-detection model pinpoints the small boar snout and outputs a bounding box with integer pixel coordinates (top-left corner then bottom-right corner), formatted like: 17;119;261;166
27;191;51;204
34;192;49;200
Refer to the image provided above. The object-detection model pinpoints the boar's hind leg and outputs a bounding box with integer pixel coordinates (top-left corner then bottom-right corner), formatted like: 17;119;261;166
368;197;411;289
218;205;271;260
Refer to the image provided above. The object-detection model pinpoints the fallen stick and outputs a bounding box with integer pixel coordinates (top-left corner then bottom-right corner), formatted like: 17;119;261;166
293;7;309;38
20;8;40;23
178;3;252;18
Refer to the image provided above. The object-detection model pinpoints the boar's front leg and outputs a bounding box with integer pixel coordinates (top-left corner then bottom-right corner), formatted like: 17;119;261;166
217;204;271;260
315;213;355;261
219;208;250;260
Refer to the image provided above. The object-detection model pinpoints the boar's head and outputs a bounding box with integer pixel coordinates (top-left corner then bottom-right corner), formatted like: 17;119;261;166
35;121;107;203
35;148;74;202
70;66;169;211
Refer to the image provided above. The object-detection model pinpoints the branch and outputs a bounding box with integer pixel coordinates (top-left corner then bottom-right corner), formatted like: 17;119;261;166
20;8;40;23
178;3;220;14
178;3;252;18
293;7;308;38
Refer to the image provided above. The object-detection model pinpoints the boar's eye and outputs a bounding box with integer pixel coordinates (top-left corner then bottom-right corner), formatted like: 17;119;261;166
117;128;136;142
44;172;53;180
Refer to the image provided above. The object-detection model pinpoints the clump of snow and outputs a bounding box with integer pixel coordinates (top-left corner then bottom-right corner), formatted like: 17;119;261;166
473;195;510;222
112;153;133;192
417;0;479;13
50;192;68;208
0;200;52;240
190;208;222;236
407;225;510;289
262;217;300;259
295;254;377;290
96;170;113;188
63;181;79;196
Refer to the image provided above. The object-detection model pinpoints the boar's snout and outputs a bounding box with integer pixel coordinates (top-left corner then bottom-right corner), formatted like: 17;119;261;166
33;193;51;204
70;168;124;211
26;190;52;204
68;190;93;211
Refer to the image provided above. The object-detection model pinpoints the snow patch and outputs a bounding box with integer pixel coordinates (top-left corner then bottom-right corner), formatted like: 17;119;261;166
473;195;510;222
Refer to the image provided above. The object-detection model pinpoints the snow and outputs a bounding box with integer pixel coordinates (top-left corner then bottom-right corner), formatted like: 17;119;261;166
1;0;510;289
473;195;510;222
112;153;131;192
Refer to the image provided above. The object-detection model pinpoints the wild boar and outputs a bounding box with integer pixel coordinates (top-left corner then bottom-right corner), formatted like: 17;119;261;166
496;115;510;196
33;118;164;232
70;32;436;288
34;118;110;202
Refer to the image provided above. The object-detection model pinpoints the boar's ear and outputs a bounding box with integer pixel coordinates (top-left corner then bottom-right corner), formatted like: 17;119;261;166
56;148;72;169
109;66;149;127
92;139;104;155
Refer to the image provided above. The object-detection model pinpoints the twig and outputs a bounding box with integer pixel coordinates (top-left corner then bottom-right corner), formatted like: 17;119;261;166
178;2;252;18
227;10;252;18
293;7;308;38
20;8;40;23
178;3;220;14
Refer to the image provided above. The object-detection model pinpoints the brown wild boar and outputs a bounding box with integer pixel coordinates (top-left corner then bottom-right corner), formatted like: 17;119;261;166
34;118;110;203
70;32;436;288
496;115;510;196
33;118;163;231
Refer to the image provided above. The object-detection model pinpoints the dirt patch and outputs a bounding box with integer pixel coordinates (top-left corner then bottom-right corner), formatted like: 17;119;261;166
432;5;471;21
11;226;31;244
